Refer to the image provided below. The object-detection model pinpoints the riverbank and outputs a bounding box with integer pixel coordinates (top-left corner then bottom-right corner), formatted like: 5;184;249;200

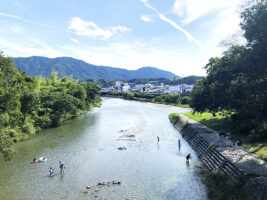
0;101;101;161
182;111;267;160
103;92;191;108
0;55;103;160
169;113;267;200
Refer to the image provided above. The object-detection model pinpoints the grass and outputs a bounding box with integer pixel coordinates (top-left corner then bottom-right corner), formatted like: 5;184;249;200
243;143;267;160
182;111;267;160
183;112;226;128
176;103;190;108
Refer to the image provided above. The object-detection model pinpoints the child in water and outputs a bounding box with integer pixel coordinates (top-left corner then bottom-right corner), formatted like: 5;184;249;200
49;167;54;177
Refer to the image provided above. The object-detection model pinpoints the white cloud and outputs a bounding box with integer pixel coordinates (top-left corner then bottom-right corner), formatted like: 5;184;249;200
13;1;25;9
0;12;22;20
140;0;148;3
140;15;153;22
0;12;71;33
0;38;64;58
140;0;204;50
10;26;23;33
173;0;241;25
217;6;241;37
70;38;79;43
0;35;207;76
68;17;130;40
199;0;244;50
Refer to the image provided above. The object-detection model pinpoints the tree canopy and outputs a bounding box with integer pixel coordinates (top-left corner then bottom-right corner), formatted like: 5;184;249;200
190;1;267;136
0;54;100;160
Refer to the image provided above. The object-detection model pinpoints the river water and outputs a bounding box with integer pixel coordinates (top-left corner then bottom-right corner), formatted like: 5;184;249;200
0;98;207;200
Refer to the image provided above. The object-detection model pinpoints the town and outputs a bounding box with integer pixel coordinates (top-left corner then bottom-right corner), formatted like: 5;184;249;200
100;81;194;94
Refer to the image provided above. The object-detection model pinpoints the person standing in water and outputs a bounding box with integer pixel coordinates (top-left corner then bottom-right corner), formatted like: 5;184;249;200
186;153;191;163
157;136;160;142
178;139;181;149
59;161;65;174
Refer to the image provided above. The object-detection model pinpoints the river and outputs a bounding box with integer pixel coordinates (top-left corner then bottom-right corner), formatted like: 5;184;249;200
0;98;207;200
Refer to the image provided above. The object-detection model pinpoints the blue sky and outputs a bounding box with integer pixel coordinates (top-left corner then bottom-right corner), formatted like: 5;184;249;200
0;0;243;76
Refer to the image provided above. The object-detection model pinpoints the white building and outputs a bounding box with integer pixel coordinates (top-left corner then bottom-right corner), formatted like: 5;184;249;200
185;85;194;93
115;81;123;87
165;85;181;94
148;88;160;93
134;84;146;92
115;81;123;92
122;85;131;92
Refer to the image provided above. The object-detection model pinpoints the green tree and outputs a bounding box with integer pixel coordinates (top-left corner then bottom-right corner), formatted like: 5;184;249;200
20;90;39;119
190;1;267;136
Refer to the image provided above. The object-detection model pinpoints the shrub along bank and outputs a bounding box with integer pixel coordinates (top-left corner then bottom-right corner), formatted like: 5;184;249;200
0;54;101;160
202;171;247;200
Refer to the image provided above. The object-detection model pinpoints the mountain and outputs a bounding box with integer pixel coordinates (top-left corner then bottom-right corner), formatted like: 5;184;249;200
13;56;180;80
174;75;204;85
126;76;204;85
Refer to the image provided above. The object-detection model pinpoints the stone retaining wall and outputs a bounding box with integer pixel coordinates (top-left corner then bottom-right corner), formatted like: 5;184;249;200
171;114;267;200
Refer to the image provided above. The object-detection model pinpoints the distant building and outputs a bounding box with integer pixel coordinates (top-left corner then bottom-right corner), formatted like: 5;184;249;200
185;85;194;93
115;81;123;92
104;81;194;94
148;88;160;93
122;85;131;92
135;84;146;92
166;85;181;94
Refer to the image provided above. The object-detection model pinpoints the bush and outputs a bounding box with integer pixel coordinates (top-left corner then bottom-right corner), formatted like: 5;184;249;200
204;172;247;200
0;129;15;160
181;96;191;105
8;128;20;138
0;113;10;126
168;113;181;124
233;118;257;134
123;92;134;100
35;115;52;129
22;122;36;136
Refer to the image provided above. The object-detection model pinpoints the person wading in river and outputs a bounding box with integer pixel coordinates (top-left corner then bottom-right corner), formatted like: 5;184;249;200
157;136;160;143
186;153;191;163
49;167;54;177
59;161;65;174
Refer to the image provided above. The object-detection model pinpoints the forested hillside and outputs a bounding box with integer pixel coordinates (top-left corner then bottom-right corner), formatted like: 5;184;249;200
0;54;101;160
93;76;203;88
13;56;180;80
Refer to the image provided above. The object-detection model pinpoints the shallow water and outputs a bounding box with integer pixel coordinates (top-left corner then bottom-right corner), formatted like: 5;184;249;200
0;98;207;200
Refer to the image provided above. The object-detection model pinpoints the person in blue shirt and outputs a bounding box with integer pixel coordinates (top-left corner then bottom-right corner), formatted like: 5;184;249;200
59;161;65;174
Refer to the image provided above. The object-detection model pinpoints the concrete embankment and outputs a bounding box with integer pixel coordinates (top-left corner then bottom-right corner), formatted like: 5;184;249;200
171;114;267;200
